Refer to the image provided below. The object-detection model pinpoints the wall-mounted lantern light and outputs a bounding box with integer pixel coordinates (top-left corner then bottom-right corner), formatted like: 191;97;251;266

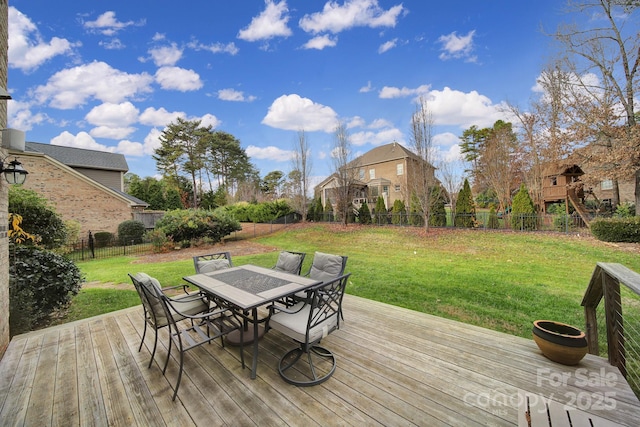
0;87;11;100
0;157;28;184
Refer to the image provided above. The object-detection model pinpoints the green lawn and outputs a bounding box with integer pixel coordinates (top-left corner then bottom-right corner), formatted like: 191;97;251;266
73;224;640;340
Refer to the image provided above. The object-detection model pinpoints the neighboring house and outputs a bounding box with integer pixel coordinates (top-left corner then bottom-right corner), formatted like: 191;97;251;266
315;142;437;212
10;142;148;238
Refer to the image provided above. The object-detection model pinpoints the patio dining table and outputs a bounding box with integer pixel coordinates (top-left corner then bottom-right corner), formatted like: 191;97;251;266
183;264;321;379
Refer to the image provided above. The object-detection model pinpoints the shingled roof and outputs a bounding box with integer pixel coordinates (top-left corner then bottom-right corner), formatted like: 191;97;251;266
25;141;128;172
349;142;423;168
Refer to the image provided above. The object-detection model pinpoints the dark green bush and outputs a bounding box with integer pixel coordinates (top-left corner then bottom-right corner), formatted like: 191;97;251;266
93;231;114;248
487;206;500;229
117;220;146;245
156;208;241;243
511;184;537;231
9;186;67;249
9;245;84;335
454;178;476;228
358;202;372;224
590;217;640;243
391;199;407;225
429;186;447;227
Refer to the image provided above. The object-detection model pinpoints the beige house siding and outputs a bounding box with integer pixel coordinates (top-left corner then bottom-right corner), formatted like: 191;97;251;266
16;152;135;237
73;167;124;191
1;0;9;357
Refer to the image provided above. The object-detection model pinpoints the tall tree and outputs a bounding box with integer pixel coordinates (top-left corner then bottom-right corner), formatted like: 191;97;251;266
407;97;438;231
154;118;208;208
476;120;521;212
459;125;490;186
554;0;640;212
261;170;284;200
290;130;312;221
331;121;359;225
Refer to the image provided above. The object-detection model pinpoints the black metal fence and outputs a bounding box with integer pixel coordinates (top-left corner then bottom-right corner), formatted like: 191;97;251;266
313;212;590;232
65;235;154;262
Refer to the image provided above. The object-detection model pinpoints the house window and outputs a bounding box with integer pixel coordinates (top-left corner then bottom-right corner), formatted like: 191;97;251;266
359;168;365;180
369;169;375;179
601;179;613;190
394;185;401;192
383;186;389;194
550;177;557;186
396;163;404;175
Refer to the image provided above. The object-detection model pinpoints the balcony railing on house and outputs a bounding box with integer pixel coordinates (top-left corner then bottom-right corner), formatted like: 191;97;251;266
582;262;640;398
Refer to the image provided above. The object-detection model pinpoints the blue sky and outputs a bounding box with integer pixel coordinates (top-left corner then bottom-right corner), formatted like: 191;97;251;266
6;0;569;186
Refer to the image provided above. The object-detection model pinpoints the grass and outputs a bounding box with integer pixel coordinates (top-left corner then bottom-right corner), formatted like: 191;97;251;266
72;224;640;340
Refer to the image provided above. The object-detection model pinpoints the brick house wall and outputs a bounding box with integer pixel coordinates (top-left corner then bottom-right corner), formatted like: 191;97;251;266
1;0;10;357
17;152;135;238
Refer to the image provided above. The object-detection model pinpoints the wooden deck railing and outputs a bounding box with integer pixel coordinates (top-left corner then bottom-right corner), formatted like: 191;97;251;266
582;262;640;395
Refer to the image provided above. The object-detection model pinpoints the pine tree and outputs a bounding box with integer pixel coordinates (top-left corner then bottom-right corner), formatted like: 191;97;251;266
409;192;424;226
487;205;500;229
358;201;372;224
324;200;333;222
511;183;537;231
374;196;387;224
454;178;476;228
429;186;447;227
391;199;407;225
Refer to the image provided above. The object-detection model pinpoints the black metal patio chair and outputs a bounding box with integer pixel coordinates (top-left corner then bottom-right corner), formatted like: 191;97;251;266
193;251;232;274
129;272;244;400
267;273;350;386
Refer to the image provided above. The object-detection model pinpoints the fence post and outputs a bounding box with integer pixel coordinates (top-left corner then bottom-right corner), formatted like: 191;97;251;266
603;273;626;377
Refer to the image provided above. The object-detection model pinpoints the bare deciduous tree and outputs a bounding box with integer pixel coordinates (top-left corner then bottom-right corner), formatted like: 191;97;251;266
290;130;312;221
331;121;359;225
554;0;640;211
407;97;439;230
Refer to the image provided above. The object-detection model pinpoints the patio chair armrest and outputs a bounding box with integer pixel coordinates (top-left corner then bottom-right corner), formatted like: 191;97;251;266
161;284;190;294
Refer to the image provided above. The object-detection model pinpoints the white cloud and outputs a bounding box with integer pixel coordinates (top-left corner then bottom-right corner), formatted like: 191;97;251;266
218;88;257;102
155;66;203;91
143;128;163;155
350;128;404;146
438;30;476;62
302;35;338;50
83;11;144;36
368;118;393;129
378;38;397;53
426;86;506;128
379;84;430;99
7;100;48;131
262;94;338;132
346;116;366;128
85;102;139;126
139;107;186;127
51;131;114;152
433;131;459;147
89;126;136;139
299;0;404;34
238;0;292;42
245;145;293;162
99;38;124;50
187;40;239;55
359;81;374;93
33;61;154;109
8;6;78;72
199;113;222;129
115;139;145;156
149;43;183;67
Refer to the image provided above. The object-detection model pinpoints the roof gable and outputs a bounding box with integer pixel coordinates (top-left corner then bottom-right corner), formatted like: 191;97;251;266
25;141;128;172
351;142;422;168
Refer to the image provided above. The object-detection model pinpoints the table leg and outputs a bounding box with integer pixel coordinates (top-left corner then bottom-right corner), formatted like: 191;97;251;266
251;308;259;379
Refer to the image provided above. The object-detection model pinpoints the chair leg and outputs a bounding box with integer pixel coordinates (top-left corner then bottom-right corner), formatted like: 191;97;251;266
278;344;336;386
163;335;173;375
172;346;184;401
148;328;159;369
139;321;148;352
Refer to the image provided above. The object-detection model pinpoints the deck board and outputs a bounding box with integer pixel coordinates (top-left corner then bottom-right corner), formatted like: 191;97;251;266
1;294;639;426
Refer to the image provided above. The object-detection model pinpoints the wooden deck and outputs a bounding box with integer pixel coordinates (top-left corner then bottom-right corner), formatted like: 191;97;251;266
1;294;639;426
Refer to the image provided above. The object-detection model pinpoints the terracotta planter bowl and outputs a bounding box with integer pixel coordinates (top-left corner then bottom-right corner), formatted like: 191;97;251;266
532;320;588;365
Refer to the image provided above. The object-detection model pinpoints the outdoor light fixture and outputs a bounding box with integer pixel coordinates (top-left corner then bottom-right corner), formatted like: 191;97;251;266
0;157;28;184
0;87;11;100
